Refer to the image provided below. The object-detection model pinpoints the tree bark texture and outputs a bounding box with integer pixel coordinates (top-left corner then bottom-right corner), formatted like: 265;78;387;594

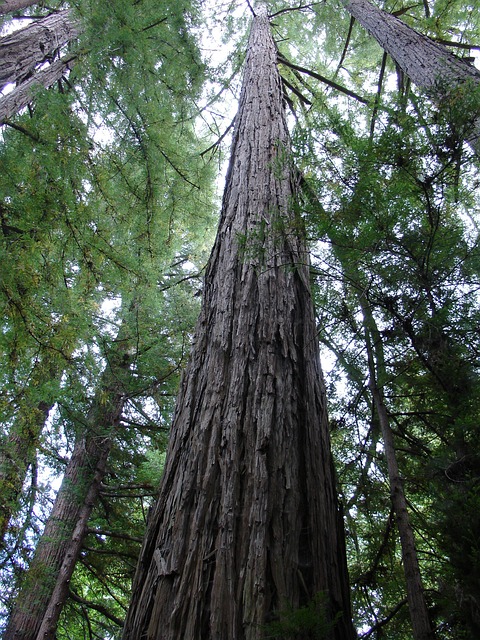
344;0;480;153
4;341;131;640
122;10;355;640
0;10;78;90
0;0;38;16
0;54;75;123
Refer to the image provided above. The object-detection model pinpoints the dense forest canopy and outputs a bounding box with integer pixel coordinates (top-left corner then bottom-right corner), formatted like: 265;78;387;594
0;0;479;638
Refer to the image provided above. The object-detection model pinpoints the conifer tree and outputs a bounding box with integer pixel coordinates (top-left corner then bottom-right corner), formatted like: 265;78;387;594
343;0;480;152
122;5;355;639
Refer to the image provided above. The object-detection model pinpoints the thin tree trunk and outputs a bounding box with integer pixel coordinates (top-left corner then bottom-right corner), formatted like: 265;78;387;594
0;0;38;15
360;300;435;640
4;338;132;640
325;220;434;638
4;435;113;640
0;351;66;546
122;8;355;640
0;10;78;90
0;54;76;123
343;0;480;153
0;399;52;542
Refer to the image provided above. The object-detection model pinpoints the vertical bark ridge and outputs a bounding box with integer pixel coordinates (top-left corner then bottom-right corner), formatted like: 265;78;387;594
0;10;78;90
123;11;355;640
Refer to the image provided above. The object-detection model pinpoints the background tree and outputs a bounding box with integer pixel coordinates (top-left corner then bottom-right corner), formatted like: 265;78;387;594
342;0;480;152
298;74;480;636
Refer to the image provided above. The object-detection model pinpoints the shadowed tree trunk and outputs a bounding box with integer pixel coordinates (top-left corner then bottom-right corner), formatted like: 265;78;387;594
0;9;77;90
122;7;355;640
343;0;480;152
360;298;435;640
4;335;133;640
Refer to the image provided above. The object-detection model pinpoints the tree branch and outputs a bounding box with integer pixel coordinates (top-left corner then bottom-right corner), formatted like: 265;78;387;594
200;116;235;157
369;51;388;139
359;599;408;638
431;37;480;51
269;3;322;18
278;54;370;104
2;120;40;141
86;528;143;543
281;75;312;106
334;16;355;78
69;590;124;627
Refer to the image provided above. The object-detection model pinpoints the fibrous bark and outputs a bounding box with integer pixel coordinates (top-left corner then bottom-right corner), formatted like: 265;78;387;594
122;8;355;640
0;10;78;90
344;0;480;153
0;54;75;123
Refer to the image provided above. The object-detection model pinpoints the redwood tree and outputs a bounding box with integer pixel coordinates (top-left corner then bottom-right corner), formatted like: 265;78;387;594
343;0;480;153
0;1;38;16
122;5;355;640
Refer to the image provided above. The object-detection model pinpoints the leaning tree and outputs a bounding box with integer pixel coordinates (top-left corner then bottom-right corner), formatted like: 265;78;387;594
342;0;480;153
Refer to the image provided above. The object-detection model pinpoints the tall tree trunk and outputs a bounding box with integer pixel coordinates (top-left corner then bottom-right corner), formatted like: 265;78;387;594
343;0;480;153
0;10;78;90
122;8;355;640
360;299;435;640
4;338;132;640
0;0;38;16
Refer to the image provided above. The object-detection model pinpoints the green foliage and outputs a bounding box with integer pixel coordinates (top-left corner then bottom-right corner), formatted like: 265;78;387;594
0;0;216;633
263;593;342;640
137;449;167;488
288;4;480;626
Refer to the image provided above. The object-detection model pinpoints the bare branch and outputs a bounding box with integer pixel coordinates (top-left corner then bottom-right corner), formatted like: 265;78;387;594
431;37;480;51
281;75;312;106
200;116;235;157
369;51;387;139
269;3;322;18
86;528;143;543
69;590;125;627
334;16;355;78
278;54;370;104
359;599;408;638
